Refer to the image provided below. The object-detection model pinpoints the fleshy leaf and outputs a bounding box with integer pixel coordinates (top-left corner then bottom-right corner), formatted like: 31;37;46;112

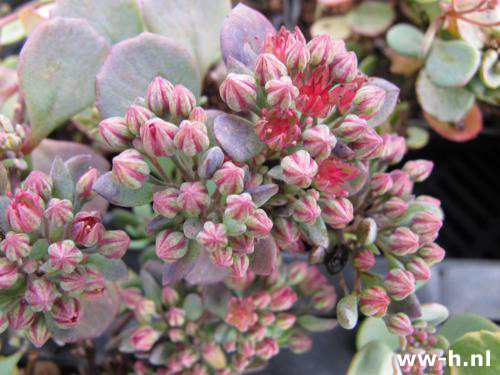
140;0;231;77
300;216;329;248
423;103;482;142
386;23;424;58
214;114;264;162
52;0;143;43
87;254;128;281
0;19;25;46
201;283;231;319
310;16;352;40
298;315;337;332
251;236;278;276
347;1;395;37
366;77;400;127
96;32;200;119
93;172;153;207
185;248;228;285
425;39;480;87
416;71;474;123
449;331;500;375
0;352;22;375
480;49;500;89
19;18;109;151
348;341;401;375
220;3;275;69
356;317;399;351
440;314;498;344
389;293;422;319
183;293;204;321
418;303;449;327
0;196;10;233
162;243;200;285
247;184;279;207
49;157;74;201
406;126;429;150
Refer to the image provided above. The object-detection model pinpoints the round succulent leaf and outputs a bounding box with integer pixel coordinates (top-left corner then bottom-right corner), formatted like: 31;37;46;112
347;1;395;37
183;293;204;321
406;125;429;150
418;303;449;327
440;314;498;344
386;23;424;58
449;331;500;375
93;172;154;207
423;103;482;142
185;248;228;285
366;77;400;127
18;18;110;151
140;0;231;77
251;236;278;276
298;315;338;332
310;16;352;40
0;19;25;46
469;76;500;105
96;32;200;119
52;0;143;43
348;341;402;375
0;352;22;375
356;317;400;351
416;71;474;123
480;49;500;89
425;40;480;88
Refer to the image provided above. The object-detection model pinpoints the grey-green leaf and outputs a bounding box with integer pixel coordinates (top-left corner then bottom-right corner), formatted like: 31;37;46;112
440;314;498;344
49;156;74;201
300;216;329;248
386;23;424;58
93;171;153;207
348;341;401;375
298;315;338;332
183;293;204;321
87;254;128;281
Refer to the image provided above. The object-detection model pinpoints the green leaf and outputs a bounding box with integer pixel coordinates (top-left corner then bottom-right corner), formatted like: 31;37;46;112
96;32;200;119
140;0;231;77
425;39;480;88
0;19;25;46
18;18;109;151
416;71;475;123
0;352;23;374
183;293;203;321
298;315;338;332
418;303;449;327
49;156;74;201
53;0;144;43
310;16;352;40
440;314;498;344
356;317;399;351
87;253;128;281
480;49;500;89
449;331;500;375
0;196;11;232
93;172;153;207
30;239;49;260
347;1;395;37
300;217;329;248
406;126;429;150
337;294;359;330
348;341;401;375
386;23;424;58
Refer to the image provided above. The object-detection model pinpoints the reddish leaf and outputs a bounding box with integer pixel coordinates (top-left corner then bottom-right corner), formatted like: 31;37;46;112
252;236;278;275
423;103;482;142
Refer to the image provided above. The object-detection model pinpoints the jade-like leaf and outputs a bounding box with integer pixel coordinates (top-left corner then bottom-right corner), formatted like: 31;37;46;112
0;19;25;46
418;303;449;327
183;293;204;321
298;315;338;332
140;0;231;77
423;104;483;142
337;294;359;330
449;331;500;375
300;217;329;248
220;3;275;69
93;171;153;207
96;32;200;119
87;254;128;282
366;77;400;127
347;1;395;37
440;314;498;344
162;243;200;285
52;0;143;43
386;23;424;58
480;49;500;89
348;341;401;375
49;157;74;201
310;16;352;40
251;236;278;276
356;317;399;351
18;18;109;151
416;71;475;123
406;126;429;150
425;40;480;88
214;114;264;162
185;248;228;285
0;352;22;375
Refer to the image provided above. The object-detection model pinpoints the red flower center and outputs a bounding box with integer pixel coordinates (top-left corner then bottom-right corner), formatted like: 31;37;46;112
315;158;359;196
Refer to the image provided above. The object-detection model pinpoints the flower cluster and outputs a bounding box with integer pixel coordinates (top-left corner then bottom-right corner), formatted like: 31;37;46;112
0;164;130;347
119;260;336;375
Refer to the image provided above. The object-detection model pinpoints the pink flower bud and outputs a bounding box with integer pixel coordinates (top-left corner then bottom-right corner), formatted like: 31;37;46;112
331;52;358;83
69;211;105;247
246;209;273;238
232;254;250;277
0;257;18;288
247;323;267;342
196;222;228;252
178;182;210;216
293;194;321;225
213;162;245;195
281;150;318;188
98;117;133;150
210;247;233;268
48;240;82;273
370;172;393;196
59;267;87;294
252;290;271;309
307;35;340;66
419;243;445;266
112;149;150;190
312;285;337;311
25;278;57;312
225;297;258;332
389;170;413;197
27;317;51;348
256;108;301;150
350;85;386;120
189;107;207;123
156;230;188;262
45;198;74;228
152;188;179;219
384;269;416;300
125;104;154;136
259;311;276;326
254;53;288;85
381;134;406;165
302;125;337;160
403;160;433;182
276;312;296;330
174;120;209;157
349;126;383;160
169;84;196;118
334;115;367;142
256;338;279;360
265;76;299;108
7;190;45;233
273;218;300;251
22;171;52;200
229;235;255;255
220;73;257;112
287;262;308;285
239;340;256;358
0;232;30;262
162;286;179;306
322;197;353;229
233;354;250;372
270;287;298;311
140;118;178;158
146;76;174;116
359;286;390;318
411;211;442;239
406;257;431;281
387;227;420;256
98;230;130;259
353;250;376;272
224;193;256;222
135;298;157;323
166;307;186;327
75;168;100;201
383;197;409;220
286;41;310;72
388;313;414;336
7;301;35;330
129;326;160;351
289;332;312;353
168;328;185;342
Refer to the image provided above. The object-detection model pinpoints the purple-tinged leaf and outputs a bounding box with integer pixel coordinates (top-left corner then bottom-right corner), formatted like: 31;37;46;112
198;147;224;179
205;109;225;146
96;32;200;119
247;184;279;207
389;293;422;319
146;216;174;235
49;157;74;201
214;114;264;162
365;77;400;127
252;236;278;275
87;254;128;282
185;249;228;285
220;3;275;69
162;244;200;285
93;172;153;207
201;283;231;319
